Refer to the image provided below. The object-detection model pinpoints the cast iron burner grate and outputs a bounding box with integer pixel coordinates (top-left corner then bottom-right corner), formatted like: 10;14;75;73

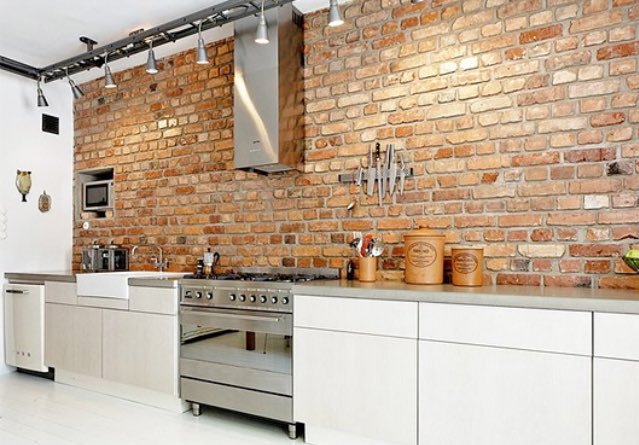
182;272;332;282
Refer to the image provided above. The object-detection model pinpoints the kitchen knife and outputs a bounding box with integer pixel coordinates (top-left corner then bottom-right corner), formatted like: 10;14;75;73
399;152;406;196
367;146;375;196
384;144;392;194
389;145;397;196
376;143;383;206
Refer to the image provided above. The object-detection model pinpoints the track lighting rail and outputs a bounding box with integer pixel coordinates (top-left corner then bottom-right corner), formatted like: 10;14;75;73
0;0;294;82
0;55;40;80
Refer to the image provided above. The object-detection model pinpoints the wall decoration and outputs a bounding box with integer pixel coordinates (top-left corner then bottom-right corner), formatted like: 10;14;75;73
38;190;51;213
15;170;32;202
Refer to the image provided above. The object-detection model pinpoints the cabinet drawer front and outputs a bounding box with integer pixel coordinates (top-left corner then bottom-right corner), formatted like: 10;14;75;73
420;341;591;445
420;303;591;355
294;295;418;338
595;312;639;360
129;286;177;315
44;281;77;305
594;358;639;444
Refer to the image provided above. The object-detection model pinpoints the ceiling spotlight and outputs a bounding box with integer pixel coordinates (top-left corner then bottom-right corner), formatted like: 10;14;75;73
255;0;269;44
328;0;344;27
196;21;209;64
66;68;84;99
104;53;117;88
146;41;158;74
36;77;48;107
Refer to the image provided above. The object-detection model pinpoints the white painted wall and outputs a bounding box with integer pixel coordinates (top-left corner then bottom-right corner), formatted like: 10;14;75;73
0;71;74;374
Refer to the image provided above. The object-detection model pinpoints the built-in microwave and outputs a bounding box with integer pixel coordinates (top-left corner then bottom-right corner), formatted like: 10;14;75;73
82;179;113;212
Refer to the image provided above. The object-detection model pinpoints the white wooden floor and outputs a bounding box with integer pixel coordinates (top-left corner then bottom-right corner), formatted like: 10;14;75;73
0;372;304;445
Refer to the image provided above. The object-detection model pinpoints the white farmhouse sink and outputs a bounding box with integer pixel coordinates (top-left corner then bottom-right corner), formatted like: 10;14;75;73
76;271;186;299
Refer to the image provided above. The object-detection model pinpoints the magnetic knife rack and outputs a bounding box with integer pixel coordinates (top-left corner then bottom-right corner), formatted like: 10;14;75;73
338;168;415;184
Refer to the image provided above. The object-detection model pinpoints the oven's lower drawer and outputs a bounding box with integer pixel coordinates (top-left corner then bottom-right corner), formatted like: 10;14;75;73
180;377;293;422
180;358;292;395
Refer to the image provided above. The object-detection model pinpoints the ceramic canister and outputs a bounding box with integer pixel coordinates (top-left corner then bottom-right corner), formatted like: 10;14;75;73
404;228;446;285
451;247;484;286
358;256;377;282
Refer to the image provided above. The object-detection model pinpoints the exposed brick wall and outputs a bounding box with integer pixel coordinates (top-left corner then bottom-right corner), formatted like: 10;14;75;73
75;0;639;288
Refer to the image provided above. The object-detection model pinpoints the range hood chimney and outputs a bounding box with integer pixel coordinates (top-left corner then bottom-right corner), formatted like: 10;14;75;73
233;4;304;174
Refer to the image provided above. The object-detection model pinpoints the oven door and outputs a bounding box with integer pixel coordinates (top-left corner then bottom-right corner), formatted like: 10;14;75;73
179;306;292;396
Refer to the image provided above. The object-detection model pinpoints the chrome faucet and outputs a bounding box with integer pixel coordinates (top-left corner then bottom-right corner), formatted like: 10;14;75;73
131;244;168;272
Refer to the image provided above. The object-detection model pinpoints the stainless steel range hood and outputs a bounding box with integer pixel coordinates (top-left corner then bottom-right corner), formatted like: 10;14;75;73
233;4;304;174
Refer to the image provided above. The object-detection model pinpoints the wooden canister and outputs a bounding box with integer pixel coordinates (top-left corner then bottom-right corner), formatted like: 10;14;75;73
404;228;445;284
358;257;377;282
451;247;484;286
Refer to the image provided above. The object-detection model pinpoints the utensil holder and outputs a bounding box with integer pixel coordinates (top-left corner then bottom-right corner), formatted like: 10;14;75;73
358;257;377;282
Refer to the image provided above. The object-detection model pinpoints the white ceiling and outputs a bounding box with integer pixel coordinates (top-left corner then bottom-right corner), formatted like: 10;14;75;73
0;0;332;84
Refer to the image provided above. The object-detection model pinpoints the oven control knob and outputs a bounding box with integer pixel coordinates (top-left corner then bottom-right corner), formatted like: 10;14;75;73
249;295;256;302
260;295;267;303
206;292;213;300
229;294;236;301
239;294;246;302
185;290;193;298
282;297;289;305
195;291;202;299
271;296;278;304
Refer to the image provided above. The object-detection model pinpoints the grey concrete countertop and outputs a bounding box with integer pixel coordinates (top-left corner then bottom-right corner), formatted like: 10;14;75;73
128;275;186;288
8;271;639;314
293;280;639;314
4;271;77;284
4;271;187;288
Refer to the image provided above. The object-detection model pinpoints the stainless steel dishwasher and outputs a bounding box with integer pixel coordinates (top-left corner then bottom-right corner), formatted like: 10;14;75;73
3;283;47;372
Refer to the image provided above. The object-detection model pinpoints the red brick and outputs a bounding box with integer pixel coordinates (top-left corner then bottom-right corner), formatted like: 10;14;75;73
498;214;543;227
455;215;496;227
597;41;639;60
496;273;542;286
547;212;597;226
599;276;639;289
519;25;563;44
599;210;639;224
512;152;560;166
585;260;611;273
568;244;623;257
590;112;626;127
560;259;581;273
564;148;616;163
544;275;592;287
498;0;542;19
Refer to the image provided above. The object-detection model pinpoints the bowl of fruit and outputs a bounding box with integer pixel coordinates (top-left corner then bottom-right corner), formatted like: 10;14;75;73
623;249;639;272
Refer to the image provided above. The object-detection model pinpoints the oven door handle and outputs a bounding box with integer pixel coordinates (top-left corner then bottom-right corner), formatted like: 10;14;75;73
203;312;281;323
181;307;281;323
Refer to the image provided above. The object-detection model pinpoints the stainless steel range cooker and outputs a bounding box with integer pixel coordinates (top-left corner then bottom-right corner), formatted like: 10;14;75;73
178;267;339;439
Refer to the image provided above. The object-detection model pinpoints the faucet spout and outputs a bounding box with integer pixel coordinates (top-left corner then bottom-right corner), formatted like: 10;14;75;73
130;244;166;272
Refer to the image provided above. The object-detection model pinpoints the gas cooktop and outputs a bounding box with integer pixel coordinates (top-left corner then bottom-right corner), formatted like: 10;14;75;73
179;267;340;313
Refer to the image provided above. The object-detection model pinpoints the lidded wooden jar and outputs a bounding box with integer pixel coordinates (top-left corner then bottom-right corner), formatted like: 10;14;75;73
404;228;445;284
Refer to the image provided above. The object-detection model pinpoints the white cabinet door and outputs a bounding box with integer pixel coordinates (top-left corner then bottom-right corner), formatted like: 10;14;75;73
102;309;178;395
419;341;591;445
294;328;417;445
44;303;102;377
4;284;46;371
594;358;639;444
